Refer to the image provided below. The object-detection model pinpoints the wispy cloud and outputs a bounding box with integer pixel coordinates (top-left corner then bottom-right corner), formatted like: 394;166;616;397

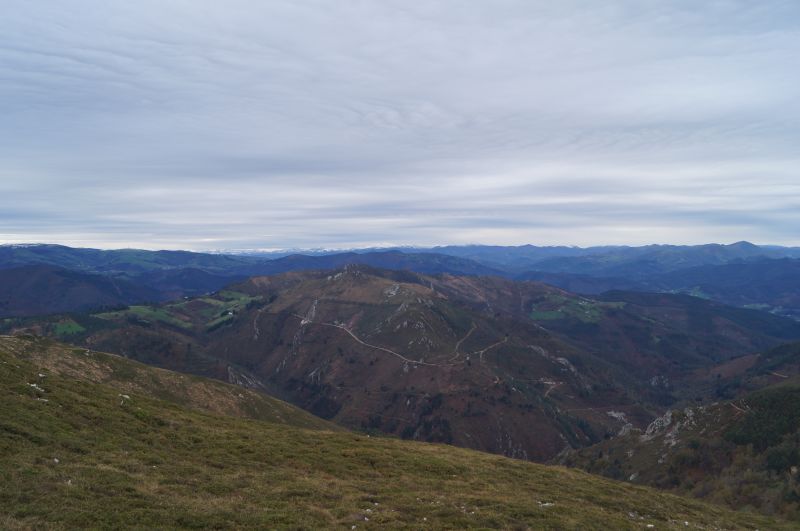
1;0;798;249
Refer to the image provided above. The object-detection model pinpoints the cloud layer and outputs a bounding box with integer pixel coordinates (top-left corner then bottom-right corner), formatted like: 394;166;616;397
2;1;799;249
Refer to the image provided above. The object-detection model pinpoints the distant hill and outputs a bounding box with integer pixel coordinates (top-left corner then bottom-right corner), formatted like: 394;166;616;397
0;245;503;300
527;288;800;380
0;244;258;275
0;265;160;318
245;250;503;277
410;241;800;274
522;241;782;277
132;267;246;299
515;270;640;294
652;258;800;319
0;335;786;529
517;257;800;320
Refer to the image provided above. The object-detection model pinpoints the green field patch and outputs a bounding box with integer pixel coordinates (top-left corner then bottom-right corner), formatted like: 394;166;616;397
197;297;228;307
206;314;234;331
217;290;252;301
94;310;126;320
127;306;193;329
201;292;262;325
52;319;86;337
95;306;192;330
530;297;625;323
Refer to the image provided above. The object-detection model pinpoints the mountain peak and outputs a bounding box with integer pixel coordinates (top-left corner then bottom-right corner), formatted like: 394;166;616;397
728;240;758;249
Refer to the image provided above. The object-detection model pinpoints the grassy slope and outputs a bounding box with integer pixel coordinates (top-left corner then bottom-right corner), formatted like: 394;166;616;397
0;337;788;529
0;336;333;430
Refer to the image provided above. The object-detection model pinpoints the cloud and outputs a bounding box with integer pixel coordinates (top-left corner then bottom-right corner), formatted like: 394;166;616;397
1;0;798;249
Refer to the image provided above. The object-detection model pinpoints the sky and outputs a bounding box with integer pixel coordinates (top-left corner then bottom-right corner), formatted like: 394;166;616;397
1;1;799;250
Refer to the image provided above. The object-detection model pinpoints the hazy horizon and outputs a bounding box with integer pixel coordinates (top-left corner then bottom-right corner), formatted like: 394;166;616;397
1;239;795;254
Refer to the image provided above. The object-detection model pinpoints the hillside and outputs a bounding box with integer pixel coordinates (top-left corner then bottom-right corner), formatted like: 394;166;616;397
250;251;503;277
518;258;800;321
9;266;800;463
411;242;800;273
0;335;333;430
516;242;783;277
652;258;800;320
0;265;160;318
0;244;258;275
48;267;631;461
684;342;800;402
560;381;800;521
0;335;787;529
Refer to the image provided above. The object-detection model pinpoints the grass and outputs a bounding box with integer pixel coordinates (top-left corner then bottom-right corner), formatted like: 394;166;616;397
0;336;790;529
195;291;261;329
90;290;262;337
205;314;234;331
1;336;333;431
97;305;193;330
530;295;625;323
51;319;86;337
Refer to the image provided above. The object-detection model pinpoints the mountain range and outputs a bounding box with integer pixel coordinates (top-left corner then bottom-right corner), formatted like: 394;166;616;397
1;242;798;320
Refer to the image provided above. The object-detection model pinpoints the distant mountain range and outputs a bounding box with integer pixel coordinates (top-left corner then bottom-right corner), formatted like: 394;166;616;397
0;245;500;317
1;242;798;319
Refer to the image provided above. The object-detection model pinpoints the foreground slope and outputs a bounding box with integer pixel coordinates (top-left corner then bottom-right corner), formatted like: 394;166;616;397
0;336;785;529
0;335;333;430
